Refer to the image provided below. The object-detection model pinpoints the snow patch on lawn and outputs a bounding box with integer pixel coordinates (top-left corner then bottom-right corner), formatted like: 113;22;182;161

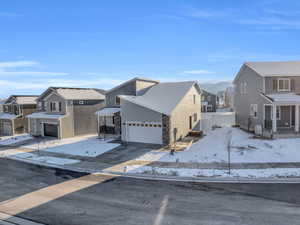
10;152;80;165
0;134;33;146
126;165;300;178
24;135;120;157
135;127;300;163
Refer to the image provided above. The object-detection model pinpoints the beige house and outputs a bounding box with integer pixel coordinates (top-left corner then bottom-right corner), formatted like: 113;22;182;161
27;87;105;139
0;95;38;136
119;81;201;145
234;61;300;137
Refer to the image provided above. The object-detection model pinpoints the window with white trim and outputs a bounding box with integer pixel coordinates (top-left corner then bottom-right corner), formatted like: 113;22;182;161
250;104;258;118
240;82;247;94
50;102;62;112
278;78;290;92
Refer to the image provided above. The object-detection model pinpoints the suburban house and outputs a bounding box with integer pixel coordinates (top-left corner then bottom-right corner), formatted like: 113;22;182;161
0;95;38;136
27;87;105;139
201;89;217;112
233;61;300;136
95;77;159;137
119;81;201;145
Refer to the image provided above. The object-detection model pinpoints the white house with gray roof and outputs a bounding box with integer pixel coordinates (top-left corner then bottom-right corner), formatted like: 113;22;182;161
234;61;300;137
27;87;105;139
119;81;201;145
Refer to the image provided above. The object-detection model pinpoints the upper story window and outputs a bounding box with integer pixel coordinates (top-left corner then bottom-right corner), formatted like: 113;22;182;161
193;95;196;104
240;82;247;94
278;78;290;92
50;102;62;112
207;95;211;102
115;96;120;105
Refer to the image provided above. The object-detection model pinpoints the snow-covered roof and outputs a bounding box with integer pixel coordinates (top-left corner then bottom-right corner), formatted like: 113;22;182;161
119;81;200;115
0;113;18;120
95;107;121;116
266;93;300;104
246;61;300;77
26;112;66;119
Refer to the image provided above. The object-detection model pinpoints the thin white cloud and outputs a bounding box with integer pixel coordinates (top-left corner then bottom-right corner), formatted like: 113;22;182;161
0;12;22;17
183;70;214;74
0;60;39;68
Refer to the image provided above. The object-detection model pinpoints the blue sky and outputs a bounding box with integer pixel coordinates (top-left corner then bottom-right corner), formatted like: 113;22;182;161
1;0;300;97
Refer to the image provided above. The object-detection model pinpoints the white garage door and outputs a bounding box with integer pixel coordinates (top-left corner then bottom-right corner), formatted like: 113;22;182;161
124;122;162;144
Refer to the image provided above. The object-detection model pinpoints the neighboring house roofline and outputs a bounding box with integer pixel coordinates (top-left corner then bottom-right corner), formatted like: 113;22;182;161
37;86;105;102
106;77;159;94
5;95;39;105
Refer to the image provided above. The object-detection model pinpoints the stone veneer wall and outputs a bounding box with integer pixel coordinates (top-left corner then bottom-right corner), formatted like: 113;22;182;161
162;114;170;145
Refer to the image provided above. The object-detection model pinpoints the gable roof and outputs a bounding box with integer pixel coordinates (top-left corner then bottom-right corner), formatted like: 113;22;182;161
119;81;201;115
38;87;105;101
245;61;300;77
106;77;159;94
5;95;39;105
233;61;300;84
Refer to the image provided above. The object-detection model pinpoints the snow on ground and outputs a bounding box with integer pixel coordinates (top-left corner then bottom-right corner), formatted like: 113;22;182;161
0;134;33;146
9;152;80;165
24;135;120;157
135;127;300;163
125;165;300;178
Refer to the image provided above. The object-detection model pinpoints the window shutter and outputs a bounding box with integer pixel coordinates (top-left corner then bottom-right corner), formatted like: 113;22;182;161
272;79;277;91
59;102;62;111
291;79;295;91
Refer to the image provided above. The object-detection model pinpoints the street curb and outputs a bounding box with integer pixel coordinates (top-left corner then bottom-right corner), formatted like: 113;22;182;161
5;156;300;184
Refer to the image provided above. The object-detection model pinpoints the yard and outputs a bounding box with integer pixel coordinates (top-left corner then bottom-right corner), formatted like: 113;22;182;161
135;127;300;163
24;135;121;157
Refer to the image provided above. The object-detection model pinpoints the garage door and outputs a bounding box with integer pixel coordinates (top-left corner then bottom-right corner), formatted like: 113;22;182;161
0;121;12;136
44;123;58;137
124;122;162;144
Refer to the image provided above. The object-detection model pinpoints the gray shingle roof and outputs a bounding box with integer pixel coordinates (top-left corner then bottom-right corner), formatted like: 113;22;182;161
53;87;105;100
5;95;39;105
246;61;300;76
120;81;200;115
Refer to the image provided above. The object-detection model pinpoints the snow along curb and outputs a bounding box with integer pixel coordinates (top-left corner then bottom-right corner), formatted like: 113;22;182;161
5;156;300;184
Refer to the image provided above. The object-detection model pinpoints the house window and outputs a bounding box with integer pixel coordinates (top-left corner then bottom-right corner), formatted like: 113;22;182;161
50;102;61;112
193;95;196;104
250;104;258;118
193;113;197;122
278;79;290;92
241;82;247;94
115;96;121;105
207;96;211;102
276;106;281;120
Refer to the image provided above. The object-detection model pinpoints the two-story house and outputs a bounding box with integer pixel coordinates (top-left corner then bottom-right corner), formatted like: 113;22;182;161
0;95;38;136
95;77;159;137
234;61;300;136
119;81;201;145
201;89;217;112
27;87;105;139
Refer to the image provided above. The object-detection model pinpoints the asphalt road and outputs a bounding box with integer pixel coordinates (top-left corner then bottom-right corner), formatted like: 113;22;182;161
0;158;300;225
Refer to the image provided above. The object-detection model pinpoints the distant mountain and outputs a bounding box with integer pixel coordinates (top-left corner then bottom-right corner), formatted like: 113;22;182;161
199;81;233;94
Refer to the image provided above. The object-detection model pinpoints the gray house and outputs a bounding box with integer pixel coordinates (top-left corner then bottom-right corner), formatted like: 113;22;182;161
120;81;201;145
27;87;105;139
0;95;38;136
234;61;300;136
95;77;158;137
201;89;217;112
